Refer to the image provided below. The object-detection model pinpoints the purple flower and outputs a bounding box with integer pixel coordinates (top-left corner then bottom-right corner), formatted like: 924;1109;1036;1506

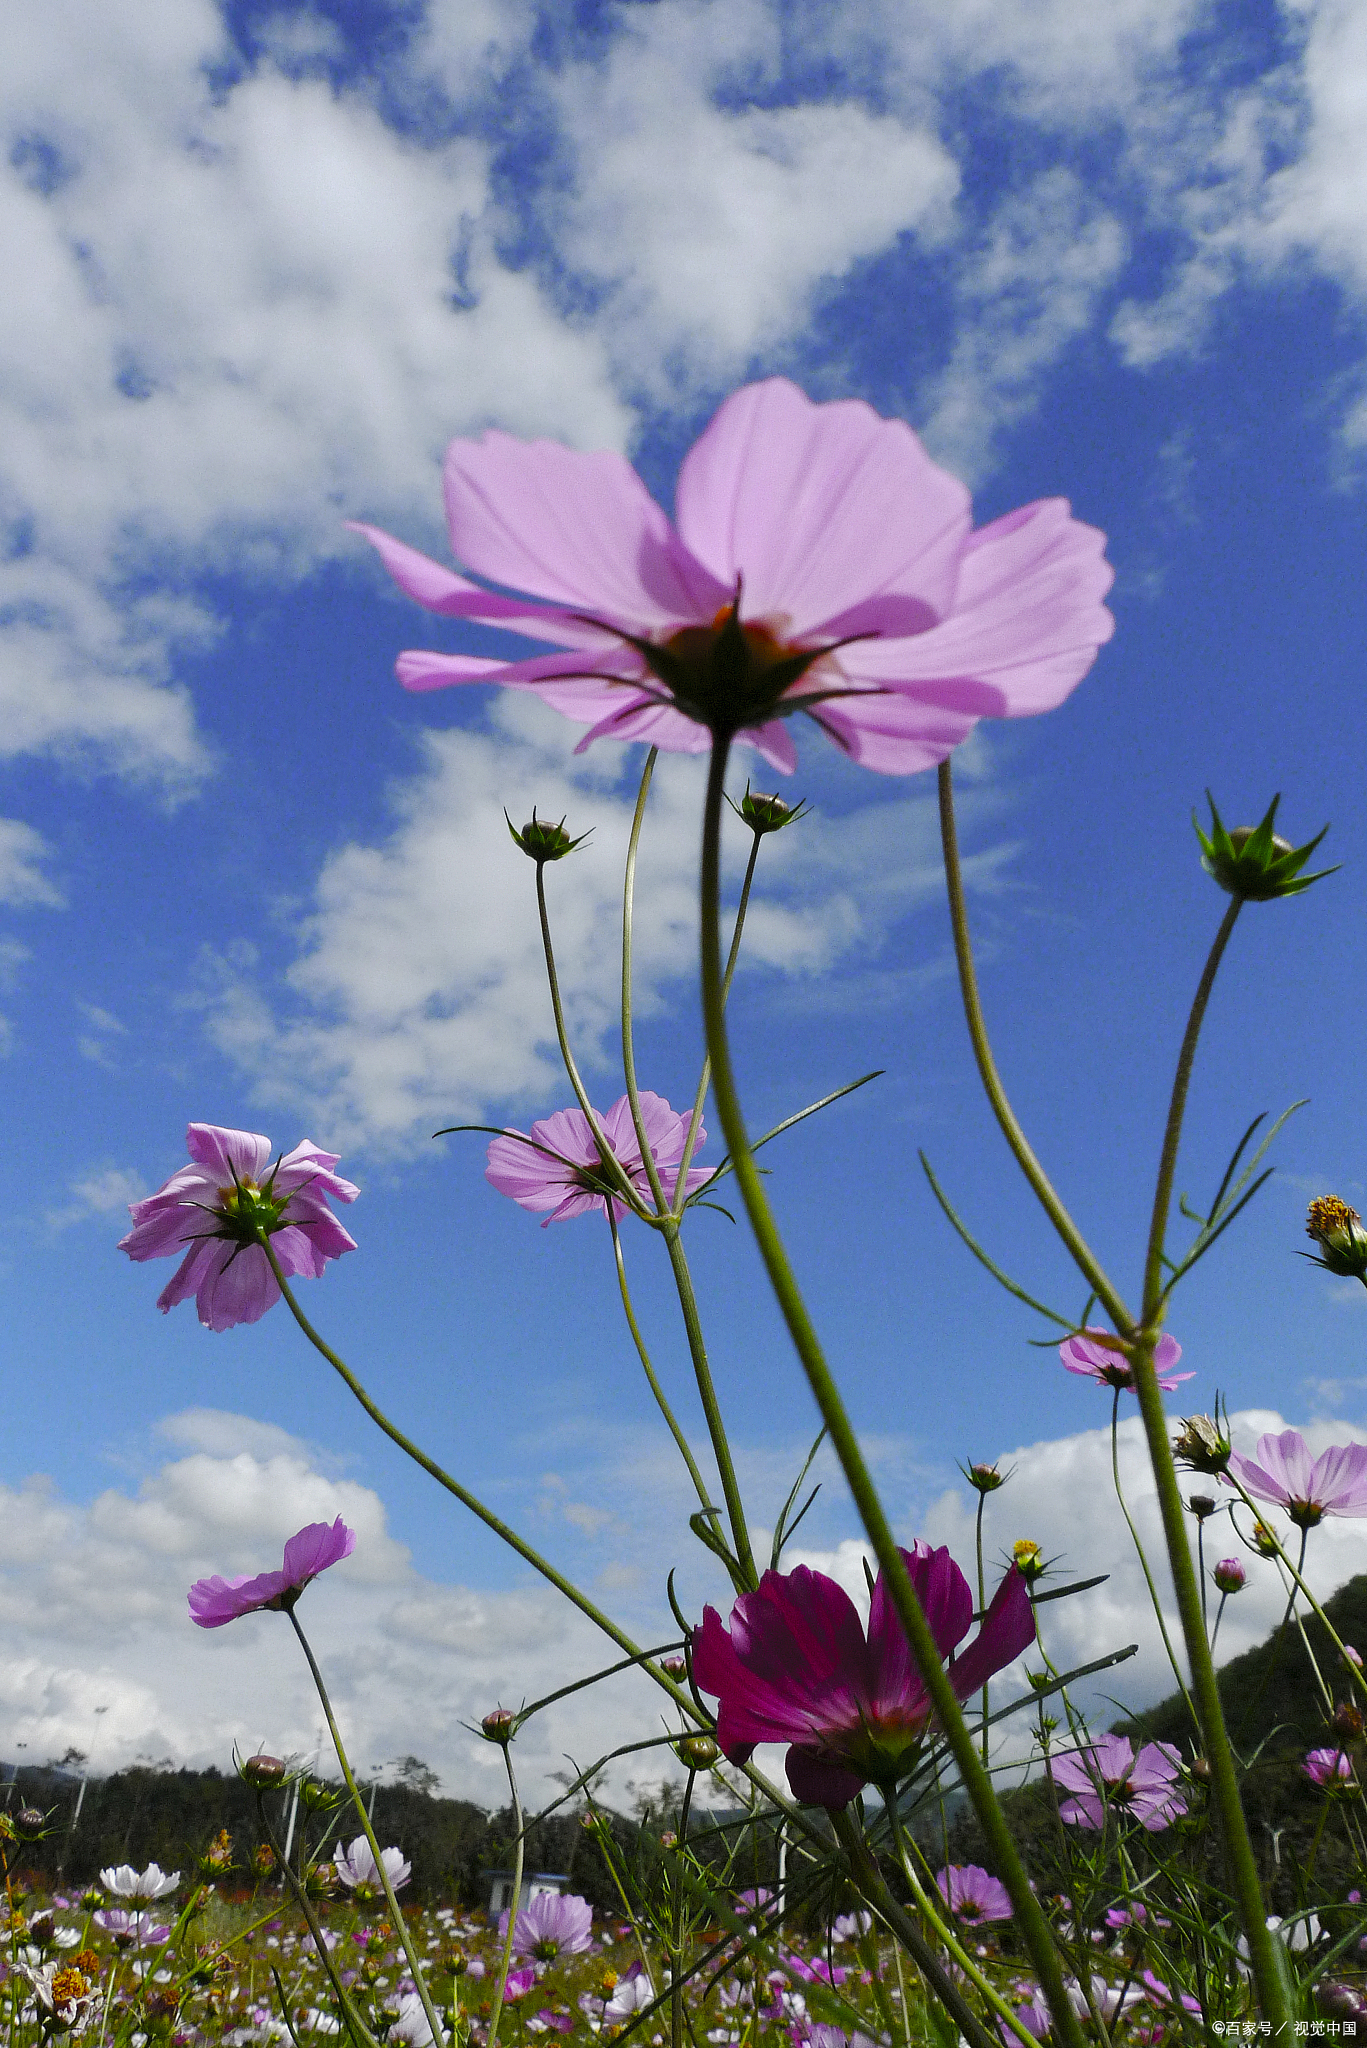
1212;1557;1247;1594
1304;1747;1356;1787
188;1518;355;1628
1225;1428;1367;1529
1139;1969;1202;2016
502;1968;538;2005
93;1910;170;1947
498;1893;593;1963
1050;1734;1186;1832
691;1542;1035;1808
352;378;1113;778
485;1093;713;1225
120;1124;358;1331
1058;1330;1193;1394
936;1865;1012;1924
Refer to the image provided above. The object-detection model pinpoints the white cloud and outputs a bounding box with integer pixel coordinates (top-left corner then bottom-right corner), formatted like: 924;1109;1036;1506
0;819;63;909
44;1164;148;1233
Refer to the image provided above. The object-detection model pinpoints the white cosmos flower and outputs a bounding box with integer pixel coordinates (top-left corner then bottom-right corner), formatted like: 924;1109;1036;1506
99;1863;180;1901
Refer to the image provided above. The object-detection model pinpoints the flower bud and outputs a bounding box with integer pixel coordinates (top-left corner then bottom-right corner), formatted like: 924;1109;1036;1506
242;1753;288;1788
1172;1415;1231;1475
304;1862;337;1898
731;785;809;836
15;1807;45;1837
1305;1196;1367;1279
1212;1558;1246;1594
251;1844;278;1879
964;1461;1005;1493
676;1734;719;1770
1187;1493;1218;1520
481;1708;516;1745
1012;1539;1046;1584
505;810;591;863
1195;792;1334;901
300;1778;336;1811
1189;1757;1212;1784
1252;1521;1281;1558
1344;1643;1364;1671
660;1656;687;1681
1332;1700;1364;1741
658;1831;677;1849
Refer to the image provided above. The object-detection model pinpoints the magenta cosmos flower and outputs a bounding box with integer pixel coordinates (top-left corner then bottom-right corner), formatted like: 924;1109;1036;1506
1303;1747;1355;1788
120;1124;358;1331
350;379;1114;776
1058;1329;1193;1393
1225;1427;1367;1528
486;1091;713;1223
188;1518;355;1627
691;1541;1035;1807
1050;1733;1186;1831
936;1864;1012;1924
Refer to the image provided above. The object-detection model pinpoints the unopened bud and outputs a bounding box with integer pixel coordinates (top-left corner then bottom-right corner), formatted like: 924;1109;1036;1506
677;1734;718;1770
251;1843;278;1878
658;1831;676;1849
1332;1700;1364;1741
965;1461;1005;1494
1305;1196;1367;1279
1252;1521;1282;1558
1212;1558;1247;1594
1012;1539;1046;1584
1187;1494;1218;1520
1189;1757;1212;1784
1196;793;1334;902
1344;1644;1364;1671
15;1808;45;1836
731;786;808;836
505;810;591;864
481;1709;516;1745
300;1778;335;1811
242;1753;288;1788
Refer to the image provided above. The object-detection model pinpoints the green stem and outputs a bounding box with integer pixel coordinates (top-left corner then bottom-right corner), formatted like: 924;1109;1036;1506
700;735;1087;2048
937;759;1130;1330
534;860;643;1213
675;827;763;1211
1210;1590;1229;1658
660;1217;758;1589
620;748;672;1217
254;1794;379;2048
287;1610;448;2048
257;1239;700;1713
487;1744;524;2048
975;1490;989;1768
887;1807;1043;2048
1109;1388;1196;1724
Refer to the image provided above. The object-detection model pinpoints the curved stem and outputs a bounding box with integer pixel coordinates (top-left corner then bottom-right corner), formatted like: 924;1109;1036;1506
699;735;1087;2048
1109;1389;1196;1724
486;1745;524;2048
287;1610;448;2048
534;861;643;1213
937;760;1130;1330
660;1218;757;1589
620;748;672;1217
257;1237;699;1714
674;827;764;1211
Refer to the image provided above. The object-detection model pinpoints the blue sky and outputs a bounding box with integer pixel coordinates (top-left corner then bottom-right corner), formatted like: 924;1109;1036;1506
5;0;1367;1802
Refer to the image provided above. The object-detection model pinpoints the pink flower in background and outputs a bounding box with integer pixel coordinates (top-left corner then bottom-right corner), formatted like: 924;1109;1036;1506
1058;1329;1193;1393
188;1518;355;1628
936;1865;1012;1924
1051;1734;1186;1832
499;1892;593;1961
1304;1748;1356;1788
352;378;1113;776
502;1968;538;2005
1225;1428;1367;1528
334;1838;412;1893
692;1542;1035;1807
486;1092;713;1224
120;1124;358;1331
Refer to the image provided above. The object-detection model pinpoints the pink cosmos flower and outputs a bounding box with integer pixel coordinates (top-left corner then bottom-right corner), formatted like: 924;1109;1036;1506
188;1518;355;1628
691;1541;1035;1807
1225;1427;1367;1528
120;1123;359;1331
936;1865;1012;1924
502;1968;538;2005
499;1892;593;1961
334;1837;411;1893
1050;1733;1186;1832
1058;1329;1193;1393
351;378;1113;776
1304;1747;1356;1788
485;1092;713;1224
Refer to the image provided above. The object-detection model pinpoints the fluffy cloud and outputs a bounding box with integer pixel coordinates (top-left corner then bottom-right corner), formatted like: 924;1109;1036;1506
0;820;63;909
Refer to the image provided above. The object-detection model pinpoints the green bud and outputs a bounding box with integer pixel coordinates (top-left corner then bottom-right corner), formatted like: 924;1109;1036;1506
1305;1196;1367;1278
505;810;592;863
676;1734;719;1770
241;1753;288;1788
1195;792;1335;901
728;783;810;836
961;1459;1006;1494
300;1777;337;1811
481;1708;516;1745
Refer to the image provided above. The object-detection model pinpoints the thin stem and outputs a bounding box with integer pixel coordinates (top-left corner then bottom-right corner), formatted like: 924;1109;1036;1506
1109;1388;1196;1724
621;748;672;1218
287;1610;448;2048
1198;1519;1208;1634
700;736;1088;2048
975;1490;989;1768
888;1807;1043;2048
1210;1589;1229;1658
535;861;643;1212
487;1744;524;2048
675;827;764;1211
254;1794;379;2048
936;759;1130;1330
257;1238;700;1712
660;1218;758;1589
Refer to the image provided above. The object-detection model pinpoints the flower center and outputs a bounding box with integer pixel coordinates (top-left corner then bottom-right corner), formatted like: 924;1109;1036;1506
212;1174;292;1244
601;598;857;738
1288;1496;1325;1529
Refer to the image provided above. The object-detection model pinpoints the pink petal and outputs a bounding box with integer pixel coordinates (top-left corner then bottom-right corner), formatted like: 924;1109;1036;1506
281;1518;355;1585
395;646;641;697
197;1243;279;1331
184;1124;274;1184
810;690;978;775
156;1240;219;1313
948;1566;1035;1701
673;380;971;641
442;433;726;628
350;522;647;648
275;1142;360;1205
785;1746;866;1809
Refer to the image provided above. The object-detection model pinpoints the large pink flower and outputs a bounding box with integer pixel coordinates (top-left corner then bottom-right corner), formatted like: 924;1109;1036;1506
120;1124;358;1331
188;1518;355;1627
691;1542;1035;1808
1225;1428;1367;1528
351;379;1113;776
486;1091;713;1224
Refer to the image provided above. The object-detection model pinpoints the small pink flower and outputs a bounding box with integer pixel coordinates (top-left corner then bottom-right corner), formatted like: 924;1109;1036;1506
1304;1747;1356;1788
486;1092;713;1224
352;378;1113;777
120;1124;358;1331
936;1865;1012;1924
692;1542;1035;1808
1212;1558;1247;1594
1058;1329;1192;1394
188;1518;355;1627
1050;1734;1186;1831
1226;1428;1367;1529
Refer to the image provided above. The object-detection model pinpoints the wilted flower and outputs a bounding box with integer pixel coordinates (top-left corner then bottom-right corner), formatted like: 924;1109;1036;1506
692;1541;1034;1807
1050;1734;1186;1831
19;1962;98;2034
189;1519;355;1627
1059;1329;1192;1393
1252;1521;1282;1557
1305;1196;1367;1278
1304;1747;1356;1788
500;1892;593;1962
1226;1427;1367;1528
1173;1414;1231;1474
99;1864;180;1903
1212;1558;1247;1594
485;1092;714;1223
935;1865;1012;1924
353;377;1114;776
120;1124;358;1331
333;1838;411;1895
